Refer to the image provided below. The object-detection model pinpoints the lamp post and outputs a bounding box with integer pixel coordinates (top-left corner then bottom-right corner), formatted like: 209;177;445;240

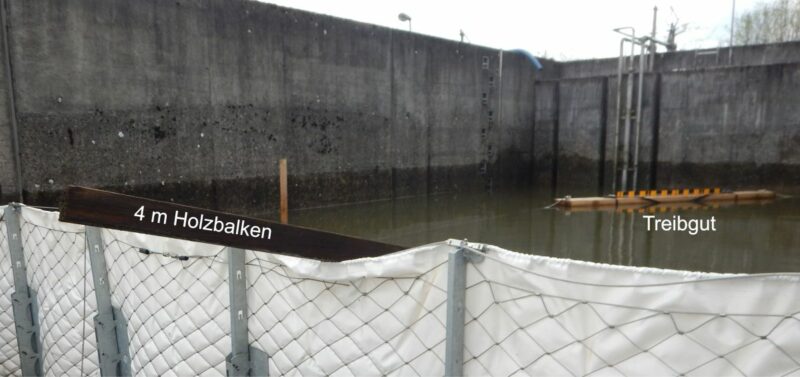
398;13;412;31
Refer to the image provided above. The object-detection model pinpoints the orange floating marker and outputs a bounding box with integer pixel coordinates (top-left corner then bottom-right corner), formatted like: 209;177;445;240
714;188;721;194
553;189;775;209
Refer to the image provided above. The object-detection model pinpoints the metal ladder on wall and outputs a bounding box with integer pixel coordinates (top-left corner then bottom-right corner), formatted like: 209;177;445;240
611;32;647;193
611;8;676;194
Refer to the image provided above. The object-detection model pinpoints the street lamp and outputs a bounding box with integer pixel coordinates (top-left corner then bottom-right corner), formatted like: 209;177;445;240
398;13;412;31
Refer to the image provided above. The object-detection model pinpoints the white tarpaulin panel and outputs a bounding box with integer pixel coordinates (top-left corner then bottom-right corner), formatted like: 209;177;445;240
245;244;451;376
463;245;800;376
101;228;231;376
0;205;799;376
18;207;99;376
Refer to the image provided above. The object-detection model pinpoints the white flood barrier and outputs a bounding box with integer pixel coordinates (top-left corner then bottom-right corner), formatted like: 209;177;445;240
1;204;799;376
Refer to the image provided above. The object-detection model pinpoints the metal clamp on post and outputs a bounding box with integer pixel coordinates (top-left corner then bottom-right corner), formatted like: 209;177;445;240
226;247;269;377
444;240;484;377
85;226;131;376
5;204;43;376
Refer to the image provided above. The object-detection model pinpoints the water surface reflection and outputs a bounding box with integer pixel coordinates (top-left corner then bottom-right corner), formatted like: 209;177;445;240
278;189;800;273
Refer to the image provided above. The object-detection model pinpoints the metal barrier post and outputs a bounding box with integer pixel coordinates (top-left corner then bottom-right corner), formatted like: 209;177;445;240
226;247;268;377
85;226;131;376
445;244;483;377
5;204;42;376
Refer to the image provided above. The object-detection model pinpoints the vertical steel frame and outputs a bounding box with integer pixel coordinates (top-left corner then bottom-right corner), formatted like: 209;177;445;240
445;245;483;377
5;204;42;376
444;248;468;376
226;247;268;377
85;226;130;376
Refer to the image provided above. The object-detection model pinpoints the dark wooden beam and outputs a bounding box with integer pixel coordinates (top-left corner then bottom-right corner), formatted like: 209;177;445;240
59;186;405;262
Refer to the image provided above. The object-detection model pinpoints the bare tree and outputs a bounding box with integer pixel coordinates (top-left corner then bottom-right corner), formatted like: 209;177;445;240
735;0;800;45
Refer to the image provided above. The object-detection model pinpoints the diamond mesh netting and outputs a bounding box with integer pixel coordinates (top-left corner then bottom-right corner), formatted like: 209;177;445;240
0;207;22;376
462;246;800;376
18;208;99;377
1;205;799;377
102;230;231;376
244;245;451;376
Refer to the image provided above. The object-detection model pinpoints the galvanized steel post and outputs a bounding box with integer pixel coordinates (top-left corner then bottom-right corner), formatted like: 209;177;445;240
5;204;42;376
226;247;268;377
85;226;130;376
445;244;483;377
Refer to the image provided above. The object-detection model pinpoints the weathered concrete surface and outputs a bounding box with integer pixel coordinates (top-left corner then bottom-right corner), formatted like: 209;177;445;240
560;41;800;79
0;3;15;202
4;0;800;208
543;42;800;196
0;0;539;210
657;63;800;192
554;78;606;196
532;81;557;192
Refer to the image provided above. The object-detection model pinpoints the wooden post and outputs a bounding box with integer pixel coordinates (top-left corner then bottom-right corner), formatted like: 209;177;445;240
279;158;288;224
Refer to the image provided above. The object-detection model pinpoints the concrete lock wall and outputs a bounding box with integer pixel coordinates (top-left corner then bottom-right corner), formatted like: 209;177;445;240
0;0;536;210
0;1;16;203
538;44;800;196
657;63;800;192
2;0;800;209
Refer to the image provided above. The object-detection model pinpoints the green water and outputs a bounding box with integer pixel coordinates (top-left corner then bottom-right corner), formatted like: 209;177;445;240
281;189;800;274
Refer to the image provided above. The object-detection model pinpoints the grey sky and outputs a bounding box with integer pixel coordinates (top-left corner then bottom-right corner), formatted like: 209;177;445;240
262;0;763;60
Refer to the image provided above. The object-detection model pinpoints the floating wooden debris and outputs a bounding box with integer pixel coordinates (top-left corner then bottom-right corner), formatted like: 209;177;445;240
553;189;776;209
